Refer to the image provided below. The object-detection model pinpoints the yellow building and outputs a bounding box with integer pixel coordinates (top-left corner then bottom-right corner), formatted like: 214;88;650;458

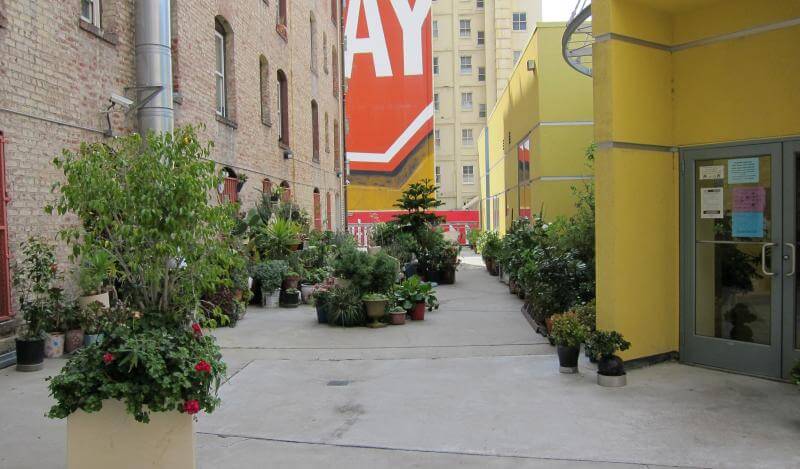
567;0;800;379
477;22;594;234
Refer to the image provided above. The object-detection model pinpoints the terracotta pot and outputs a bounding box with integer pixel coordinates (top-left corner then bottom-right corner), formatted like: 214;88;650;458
409;302;426;321
282;275;300;290
233;289;244;301
389;311;406;325
289;242;301;252
65;329;85;354
45;332;64;358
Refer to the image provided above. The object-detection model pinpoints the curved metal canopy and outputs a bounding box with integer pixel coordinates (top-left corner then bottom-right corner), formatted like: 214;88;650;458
562;0;594;77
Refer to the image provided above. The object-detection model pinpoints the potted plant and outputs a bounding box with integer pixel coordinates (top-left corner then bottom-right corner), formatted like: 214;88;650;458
362;293;388;328
313;286;332;324
326;286;366;327
388;306;407;325
81;302;105;346
76;249;114;310
466;228;482;251
438;241;461;285
333;247;372;289
11;237;57;371
280;288;301;308
63;304;85;354
252;260;287;308
283;271;301;290
550;312;588;374
394;276;438;321
479;231;502;276
586;330;631;387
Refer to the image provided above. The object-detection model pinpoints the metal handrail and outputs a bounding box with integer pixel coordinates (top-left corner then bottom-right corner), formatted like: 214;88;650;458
562;0;594;77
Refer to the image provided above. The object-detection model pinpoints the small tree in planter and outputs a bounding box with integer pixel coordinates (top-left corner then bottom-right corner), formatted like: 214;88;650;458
46;127;234;467
550;312;588;374
393;178;444;232
586;330;631;387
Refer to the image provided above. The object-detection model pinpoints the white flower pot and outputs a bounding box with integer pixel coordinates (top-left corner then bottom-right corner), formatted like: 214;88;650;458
77;292;110;309
67;399;195;469
300;284;315;303
263;289;280;308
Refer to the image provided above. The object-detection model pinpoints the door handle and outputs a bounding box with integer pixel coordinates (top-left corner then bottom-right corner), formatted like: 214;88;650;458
786;243;796;277
762;243;776;276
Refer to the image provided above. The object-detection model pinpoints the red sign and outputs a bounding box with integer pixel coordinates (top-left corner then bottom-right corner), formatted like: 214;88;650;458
344;0;433;173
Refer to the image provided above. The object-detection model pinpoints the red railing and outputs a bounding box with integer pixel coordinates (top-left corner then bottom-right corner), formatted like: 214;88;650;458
347;210;480;247
0;133;12;320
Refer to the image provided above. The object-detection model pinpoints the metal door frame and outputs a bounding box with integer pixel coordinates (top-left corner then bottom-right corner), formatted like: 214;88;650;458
781;140;800;378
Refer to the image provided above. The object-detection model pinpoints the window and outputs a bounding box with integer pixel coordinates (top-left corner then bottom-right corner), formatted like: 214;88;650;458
323;34;328;73
460;55;472;74
476;0;484;8
432;20;438;38
311;100;320;162
313;188;322;231
479;103;487;118
280;181;292;202
514;50;522;64
433;57;439;75
478;66;486;82
461;92;473;111
81;0;101;28
333;119;341;170
435;165;441;184
513;12;527;31
277;69;289;145
434;129;441;147
324;113;330;153
214;21;227;117
434;93;440;112
462;165;475;184
310;14;317;73
459;19;471;38
259;56;271;126
332;46;339;97
262;178;273;196
326;192;333;230
477;31;484;46
461;128;473;146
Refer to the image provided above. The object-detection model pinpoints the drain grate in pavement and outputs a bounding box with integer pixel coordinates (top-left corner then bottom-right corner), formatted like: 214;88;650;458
327;380;350;386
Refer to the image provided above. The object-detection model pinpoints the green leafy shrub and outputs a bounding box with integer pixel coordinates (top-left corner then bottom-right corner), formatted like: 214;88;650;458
368;252;399;293
333;247;374;291
326;287;365;327
477;231;502;260
47;321;225;423
393;276;439;311
573;300;596;332
550;312;588;348
585;330;631;360
466;228;482;249
252;260;288;293
12;237;62;339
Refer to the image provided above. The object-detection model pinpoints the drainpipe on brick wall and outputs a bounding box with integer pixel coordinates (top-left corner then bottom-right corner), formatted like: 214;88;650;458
135;0;174;134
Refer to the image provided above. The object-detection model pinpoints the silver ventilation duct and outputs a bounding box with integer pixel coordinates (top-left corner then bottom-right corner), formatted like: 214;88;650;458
135;0;174;134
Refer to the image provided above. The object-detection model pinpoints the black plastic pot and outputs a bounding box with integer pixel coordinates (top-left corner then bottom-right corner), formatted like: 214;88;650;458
426;269;441;283
439;266;456;285
15;338;45;372
598;355;626;376
280;290;300;308
316;304;328;324
557;345;580;372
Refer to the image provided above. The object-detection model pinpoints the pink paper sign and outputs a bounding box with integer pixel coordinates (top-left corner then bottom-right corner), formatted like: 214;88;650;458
733;187;766;212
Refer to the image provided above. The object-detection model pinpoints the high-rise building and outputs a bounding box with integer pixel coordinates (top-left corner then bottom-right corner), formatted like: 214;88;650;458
432;0;542;209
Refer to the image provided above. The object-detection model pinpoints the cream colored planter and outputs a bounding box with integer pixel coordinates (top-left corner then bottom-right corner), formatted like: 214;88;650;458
68;400;196;469
77;292;110;309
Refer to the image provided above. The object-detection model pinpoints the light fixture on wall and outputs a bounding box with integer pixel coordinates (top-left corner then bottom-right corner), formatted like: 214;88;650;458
283;149;294;160
526;59;536;72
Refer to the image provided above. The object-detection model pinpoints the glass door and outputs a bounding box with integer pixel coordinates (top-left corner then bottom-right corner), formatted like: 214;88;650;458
782;140;800;379
681;143;783;378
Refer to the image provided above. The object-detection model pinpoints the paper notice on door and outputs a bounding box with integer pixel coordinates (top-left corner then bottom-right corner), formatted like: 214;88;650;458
732;211;764;238
728;158;759;184
700;187;724;219
733;187;766;212
699;165;724;180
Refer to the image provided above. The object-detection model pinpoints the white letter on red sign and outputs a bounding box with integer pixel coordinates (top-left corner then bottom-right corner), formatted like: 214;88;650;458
390;0;430;76
345;0;393;78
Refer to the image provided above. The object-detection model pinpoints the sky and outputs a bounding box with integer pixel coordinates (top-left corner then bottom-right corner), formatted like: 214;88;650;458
541;0;578;21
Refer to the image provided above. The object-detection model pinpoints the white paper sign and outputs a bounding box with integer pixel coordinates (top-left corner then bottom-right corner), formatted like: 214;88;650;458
701;187;724;219
699;165;724;180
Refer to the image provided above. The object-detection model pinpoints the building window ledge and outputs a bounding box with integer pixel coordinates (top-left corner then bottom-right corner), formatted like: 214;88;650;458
216;114;238;129
261;117;272;128
79;19;118;45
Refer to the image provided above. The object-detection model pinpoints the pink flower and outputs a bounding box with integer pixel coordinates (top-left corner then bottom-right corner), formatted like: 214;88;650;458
102;352;114;364
183;399;200;415
194;360;212;373
191;323;203;337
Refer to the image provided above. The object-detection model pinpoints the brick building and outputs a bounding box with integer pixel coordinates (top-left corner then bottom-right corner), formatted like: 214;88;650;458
0;0;345;330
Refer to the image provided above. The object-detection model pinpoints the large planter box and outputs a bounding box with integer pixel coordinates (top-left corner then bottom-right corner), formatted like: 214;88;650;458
68;400;195;469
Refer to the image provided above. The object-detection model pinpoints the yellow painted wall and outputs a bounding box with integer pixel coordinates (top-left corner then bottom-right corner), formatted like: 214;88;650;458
477;23;594;234
593;0;800;360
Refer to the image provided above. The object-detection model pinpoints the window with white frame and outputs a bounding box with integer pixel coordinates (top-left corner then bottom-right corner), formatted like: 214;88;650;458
461;128;473;146
434;93;439;112
435;165;441;184
512;12;527;31
462;165;475;184
476;0;484;9
479;103;487;118
461;92;473;111
459;19;471;37
214;24;227;117
477;31;484;46
478;66;485;81
460;55;472;74
433;57;439;75
432;20;438;38
513;50;522;64
434;129;441;147
81;0;101;28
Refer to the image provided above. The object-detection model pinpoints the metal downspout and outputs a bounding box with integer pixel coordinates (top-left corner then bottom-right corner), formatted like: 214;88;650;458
135;0;174;134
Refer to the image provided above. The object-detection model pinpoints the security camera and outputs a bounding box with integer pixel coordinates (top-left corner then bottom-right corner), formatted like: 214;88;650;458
109;93;134;110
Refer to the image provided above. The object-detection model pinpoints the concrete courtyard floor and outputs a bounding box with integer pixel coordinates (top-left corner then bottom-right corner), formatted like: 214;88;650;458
1;251;799;468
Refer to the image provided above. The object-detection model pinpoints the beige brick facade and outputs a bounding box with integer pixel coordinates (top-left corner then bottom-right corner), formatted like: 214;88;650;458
0;0;344;316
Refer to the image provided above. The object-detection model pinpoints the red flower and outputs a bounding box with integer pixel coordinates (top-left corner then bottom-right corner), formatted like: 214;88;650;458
102;352;114;364
183;399;200;415
191;323;203;336
194;360;212;373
